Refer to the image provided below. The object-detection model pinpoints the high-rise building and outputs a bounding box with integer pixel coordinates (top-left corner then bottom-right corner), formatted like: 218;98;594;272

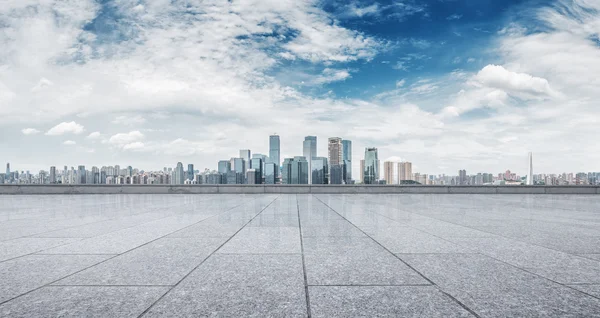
330;164;344;184
265;163;277;184
49;166;56;184
251;157;263;183
303;136;317;184
360;160;365;183
174;162;185;184
240;150;251;168
218;160;231;174
232;158;246;183
527;152;533;185
458;169;467;185
78;165;86;184
342;139;352;183
363;148;379;184
383;161;394;184
328;137;343;167
5;163;9;177
311;157;328;185
398;162;412;183
282;157;309;185
269;134;280;168
187;164;194;181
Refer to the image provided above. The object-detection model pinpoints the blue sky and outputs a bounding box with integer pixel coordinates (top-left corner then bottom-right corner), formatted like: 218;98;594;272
1;0;599;176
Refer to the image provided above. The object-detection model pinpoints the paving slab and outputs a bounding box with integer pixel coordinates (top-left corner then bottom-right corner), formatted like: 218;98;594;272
0;254;112;303
218;227;301;254
402;253;600;317
0;286;168;318
0;237;81;262
55;238;224;286
309;286;474;317
143;254;307;317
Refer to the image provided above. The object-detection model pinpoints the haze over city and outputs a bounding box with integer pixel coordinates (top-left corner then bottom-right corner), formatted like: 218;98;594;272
2;0;599;176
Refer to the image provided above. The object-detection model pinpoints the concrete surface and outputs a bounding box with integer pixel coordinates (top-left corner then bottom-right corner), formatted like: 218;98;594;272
1;194;600;317
1;184;599;194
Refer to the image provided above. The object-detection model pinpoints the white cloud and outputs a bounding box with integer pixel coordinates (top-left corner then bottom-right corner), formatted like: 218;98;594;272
63;140;76;145
396;79;406;88
446;14;463;21
108;131;144;147
21;128;40;135
45;122;85;136
474;64;559;99
313;68;352;85
86;131;102;139
123;142;145;151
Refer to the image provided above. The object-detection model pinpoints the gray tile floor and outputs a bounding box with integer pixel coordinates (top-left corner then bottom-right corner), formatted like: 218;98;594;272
1;194;600;317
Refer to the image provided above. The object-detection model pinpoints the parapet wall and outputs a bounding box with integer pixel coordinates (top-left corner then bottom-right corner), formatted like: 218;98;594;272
0;185;599;194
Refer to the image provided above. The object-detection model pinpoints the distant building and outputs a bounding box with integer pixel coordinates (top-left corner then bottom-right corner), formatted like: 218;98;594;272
330;164;344;184
328;137;343;166
383;161;395;184
282;157;309;184
360;160;365;183
49;166;56;184
251;157;263;183
458;169;467;185
303;136;317;184
342;140;352;183
311;157;328;185
265;162;277;184
240;150;251;168
218;160;231;174
363;148;379;184
246;169;258;185
174;162;185;184
232;158;246;183
78;165;86;184
527;152;533;185
269;134;280;168
398;162;412;182
187;164;194;181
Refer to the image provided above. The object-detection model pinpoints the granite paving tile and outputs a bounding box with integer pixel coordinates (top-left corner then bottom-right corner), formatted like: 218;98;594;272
362;226;468;253
567;285;600;299
309;286;474;317
143;254;307;317
0;254;113;303
55;238;224;286
402;253;600;317
0;286;168;318
0;237;81;262
217;227;301;254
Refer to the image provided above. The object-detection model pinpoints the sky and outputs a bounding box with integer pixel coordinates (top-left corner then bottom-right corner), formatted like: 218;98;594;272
1;0;599;176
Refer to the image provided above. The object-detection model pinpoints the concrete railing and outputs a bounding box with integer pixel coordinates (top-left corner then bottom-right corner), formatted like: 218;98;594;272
0;185;599;194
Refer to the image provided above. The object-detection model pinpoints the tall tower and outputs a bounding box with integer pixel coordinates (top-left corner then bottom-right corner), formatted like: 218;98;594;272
383;161;394;184
328;137;343;166
239;150;251;168
303;137;316;184
269;134;280;168
527;152;533;185
342;140;352;183
363;148;379;184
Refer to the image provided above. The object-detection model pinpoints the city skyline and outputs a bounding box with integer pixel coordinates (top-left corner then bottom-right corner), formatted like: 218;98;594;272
2;1;599;175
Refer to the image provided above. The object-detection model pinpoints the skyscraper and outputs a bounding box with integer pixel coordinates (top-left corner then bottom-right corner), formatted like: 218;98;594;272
5;163;9;176
328;137;343;166
527;152;533;185
251;157;263;182
282;157;309;185
398;162;412;183
363;148;379;184
187;164;194;181
265;163;277;184
78;165;86;184
383;161;394;184
240;150;251;168
174;162;185;185
342;139;352;183
458;169;467;185
49;166;56;184
311;157;328;185
303;136;317;184
360;160;365;183
269;134;280;168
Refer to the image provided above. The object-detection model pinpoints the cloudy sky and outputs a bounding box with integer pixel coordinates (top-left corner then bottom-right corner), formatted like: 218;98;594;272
1;0;599;176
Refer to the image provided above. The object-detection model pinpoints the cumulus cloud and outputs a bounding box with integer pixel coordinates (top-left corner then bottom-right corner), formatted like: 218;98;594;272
21;128;40;135
63;140;76;145
313;69;352;85
474;65;559;98
108;131;144;147
122;142;145;151
45;122;85;136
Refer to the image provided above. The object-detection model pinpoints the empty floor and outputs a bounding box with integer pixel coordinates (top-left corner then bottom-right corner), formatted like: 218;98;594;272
1;194;600;317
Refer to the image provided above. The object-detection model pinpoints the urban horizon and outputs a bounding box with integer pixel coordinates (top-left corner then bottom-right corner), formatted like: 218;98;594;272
2;134;599;186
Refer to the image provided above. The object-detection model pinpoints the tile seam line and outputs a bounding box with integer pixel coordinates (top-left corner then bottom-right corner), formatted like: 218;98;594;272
296;194;312;318
312;195;482;318
136;195;281;318
0;196;266;306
